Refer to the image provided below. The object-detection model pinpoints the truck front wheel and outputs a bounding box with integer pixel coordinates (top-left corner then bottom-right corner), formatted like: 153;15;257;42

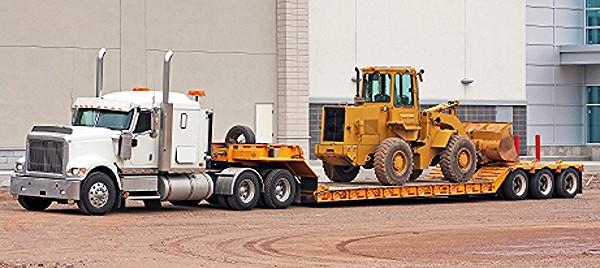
17;196;52;211
78;172;117;216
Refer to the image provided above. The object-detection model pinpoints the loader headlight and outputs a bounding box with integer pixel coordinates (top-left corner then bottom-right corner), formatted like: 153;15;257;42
67;167;87;177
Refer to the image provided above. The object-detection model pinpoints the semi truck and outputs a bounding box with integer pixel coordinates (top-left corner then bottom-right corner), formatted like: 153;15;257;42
9;49;583;215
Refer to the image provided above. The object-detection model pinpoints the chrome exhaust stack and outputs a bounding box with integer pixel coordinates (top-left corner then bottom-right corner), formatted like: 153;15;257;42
158;50;174;172
95;48;107;97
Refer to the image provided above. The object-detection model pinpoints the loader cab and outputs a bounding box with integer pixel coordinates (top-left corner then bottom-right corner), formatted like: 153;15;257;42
359;67;420;109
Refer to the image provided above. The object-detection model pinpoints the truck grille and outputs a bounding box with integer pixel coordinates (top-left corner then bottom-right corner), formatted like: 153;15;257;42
27;139;65;174
323;107;345;142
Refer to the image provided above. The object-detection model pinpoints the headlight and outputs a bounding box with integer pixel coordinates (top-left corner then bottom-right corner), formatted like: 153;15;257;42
67;167;87;177
14;162;24;173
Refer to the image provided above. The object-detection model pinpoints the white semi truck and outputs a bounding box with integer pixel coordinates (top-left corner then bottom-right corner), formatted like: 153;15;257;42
9;49;584;216
10;49;306;215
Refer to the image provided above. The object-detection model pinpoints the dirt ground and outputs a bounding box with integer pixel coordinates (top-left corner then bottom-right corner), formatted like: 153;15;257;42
0;186;599;268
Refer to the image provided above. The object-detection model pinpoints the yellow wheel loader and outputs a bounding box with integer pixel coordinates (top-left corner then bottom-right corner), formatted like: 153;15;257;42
315;66;518;185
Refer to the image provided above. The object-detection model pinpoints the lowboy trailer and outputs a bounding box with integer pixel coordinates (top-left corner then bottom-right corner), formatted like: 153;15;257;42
212;143;583;205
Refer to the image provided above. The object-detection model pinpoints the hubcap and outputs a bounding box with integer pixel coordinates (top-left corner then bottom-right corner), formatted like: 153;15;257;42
88;182;109;208
238;178;256;204
274;178;291;202
565;173;578;194
539;173;553;195
392;151;407;175
513;173;527;196
457;148;471;170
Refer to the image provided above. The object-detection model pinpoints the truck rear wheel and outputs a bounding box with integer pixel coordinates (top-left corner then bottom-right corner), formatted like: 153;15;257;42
528;169;554;199
323;164;359;183
440;135;477;182
375;138;414;185
554;168;580;198
225;125;256;145
262;169;296;209
226;171;260;210
17;196;52;211
78;171;117;216
500;169;528;200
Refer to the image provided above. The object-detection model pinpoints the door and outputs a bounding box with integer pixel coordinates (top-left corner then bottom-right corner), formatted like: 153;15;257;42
126;110;158;168
389;73;420;136
255;103;273;143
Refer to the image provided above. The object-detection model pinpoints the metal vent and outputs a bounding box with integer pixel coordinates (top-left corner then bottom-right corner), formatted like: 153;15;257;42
27;139;65;174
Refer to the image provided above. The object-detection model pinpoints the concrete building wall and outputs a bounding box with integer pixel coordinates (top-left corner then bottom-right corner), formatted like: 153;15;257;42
309;0;526;104
526;0;585;146
0;0;279;162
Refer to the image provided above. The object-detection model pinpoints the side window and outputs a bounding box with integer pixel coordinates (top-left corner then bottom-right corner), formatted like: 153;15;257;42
394;73;414;107
180;113;188;129
134;111;152;133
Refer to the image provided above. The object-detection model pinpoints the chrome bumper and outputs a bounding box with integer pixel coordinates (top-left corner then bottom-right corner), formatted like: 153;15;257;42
10;175;81;200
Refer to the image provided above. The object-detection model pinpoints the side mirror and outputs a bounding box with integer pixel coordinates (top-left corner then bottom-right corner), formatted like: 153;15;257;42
119;132;133;160
150;108;160;138
418;69;425;82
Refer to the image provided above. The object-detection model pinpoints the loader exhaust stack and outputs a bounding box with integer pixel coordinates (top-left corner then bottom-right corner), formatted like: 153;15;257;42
158;50;174;172
95;48;107;97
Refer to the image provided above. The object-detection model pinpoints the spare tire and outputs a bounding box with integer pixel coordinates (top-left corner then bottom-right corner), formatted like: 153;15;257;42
225;125;256;145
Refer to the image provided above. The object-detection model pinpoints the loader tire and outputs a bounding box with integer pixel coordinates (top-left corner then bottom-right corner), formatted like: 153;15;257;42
225;125;256;145
323;164;359;183
440;135;477;182
374;138;414;185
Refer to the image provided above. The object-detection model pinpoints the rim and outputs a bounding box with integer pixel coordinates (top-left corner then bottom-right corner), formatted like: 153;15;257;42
238;178;256;204
513;173;527;196
538;173;553;195
88;182;109;208
565;173;578;194
457;148;472;170
274;177;292;202
392;151;407;175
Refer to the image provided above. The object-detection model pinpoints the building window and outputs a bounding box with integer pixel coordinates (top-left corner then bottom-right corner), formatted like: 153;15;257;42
587;86;600;143
587;1;600;44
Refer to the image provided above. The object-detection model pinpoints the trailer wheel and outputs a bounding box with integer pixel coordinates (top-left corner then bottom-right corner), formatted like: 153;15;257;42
169;200;201;207
262;169;296;209
225;125;256;145
226;171;260;210
554;168;580;198
17;196;52;211
375;138;414;185
143;200;162;210
78;171;117;215
528;169;554;199
323;164;359;183
500;169;528;200
440;135;477;182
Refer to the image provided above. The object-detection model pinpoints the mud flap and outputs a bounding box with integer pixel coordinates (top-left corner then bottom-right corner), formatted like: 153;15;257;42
299;177;318;204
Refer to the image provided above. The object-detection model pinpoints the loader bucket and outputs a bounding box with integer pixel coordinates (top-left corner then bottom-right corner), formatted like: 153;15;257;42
463;122;519;163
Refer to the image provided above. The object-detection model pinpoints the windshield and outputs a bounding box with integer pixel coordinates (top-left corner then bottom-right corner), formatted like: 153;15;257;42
72;108;133;131
363;72;391;103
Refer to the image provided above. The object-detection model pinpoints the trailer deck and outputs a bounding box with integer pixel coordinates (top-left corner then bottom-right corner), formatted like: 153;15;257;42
211;143;584;205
